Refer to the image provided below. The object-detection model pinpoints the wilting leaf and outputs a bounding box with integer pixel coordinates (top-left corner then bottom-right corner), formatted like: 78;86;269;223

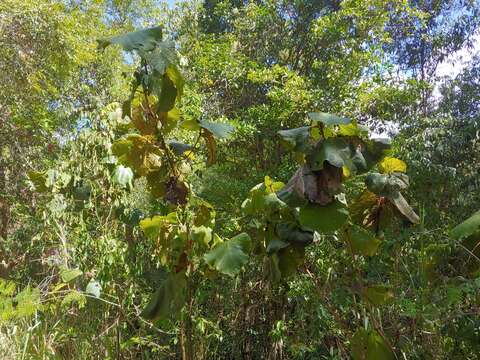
193;199;216;227
204;233;251;276
308;112;351;126
60;268;83;283
277;164;343;207
345;224;381;256
112;134;161;176
200;120;234;139
141;272;186;321
112;165;134;188
379;157;407;174
388;192;420;224
202;130;217;166
350;191;379;225
363;285;394;306
351;329;394;360
278;126;311;153
146;168;168;198
97;26;162;52
164;177;189;205
298;200;349;233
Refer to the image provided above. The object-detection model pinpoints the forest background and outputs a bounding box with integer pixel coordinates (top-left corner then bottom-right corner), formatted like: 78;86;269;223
1;0;480;359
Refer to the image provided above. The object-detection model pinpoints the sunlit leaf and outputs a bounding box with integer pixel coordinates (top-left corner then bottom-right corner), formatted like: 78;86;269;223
97;26;163;52
27;171;48;192
379;157;407;174
308;112;351;126
278;126;311;153
200;120;234;139
60;268;83;283
140;214;176;238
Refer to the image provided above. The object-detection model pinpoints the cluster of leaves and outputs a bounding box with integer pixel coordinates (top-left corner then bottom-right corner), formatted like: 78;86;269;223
241;111;419;358
97;27;253;322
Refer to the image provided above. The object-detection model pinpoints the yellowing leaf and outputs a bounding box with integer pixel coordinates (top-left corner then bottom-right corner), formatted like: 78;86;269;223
378;157;407;174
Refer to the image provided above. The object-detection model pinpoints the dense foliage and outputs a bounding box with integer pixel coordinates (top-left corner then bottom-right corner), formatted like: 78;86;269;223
1;1;479;359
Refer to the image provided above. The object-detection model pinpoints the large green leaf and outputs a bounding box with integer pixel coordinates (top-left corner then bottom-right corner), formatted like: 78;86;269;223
141;272;186;321
97;26;162;52
156;74;177;112
307;138;352;171
308;112;351;126
351;329;394;360
365;173;389;195
144;41;178;74
346;224;381;256
298;200;349;233
276;223;314;246
242;183;287;216
200;120;234;139
450;210;480;240
204;233;251;277
277;126;311;153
